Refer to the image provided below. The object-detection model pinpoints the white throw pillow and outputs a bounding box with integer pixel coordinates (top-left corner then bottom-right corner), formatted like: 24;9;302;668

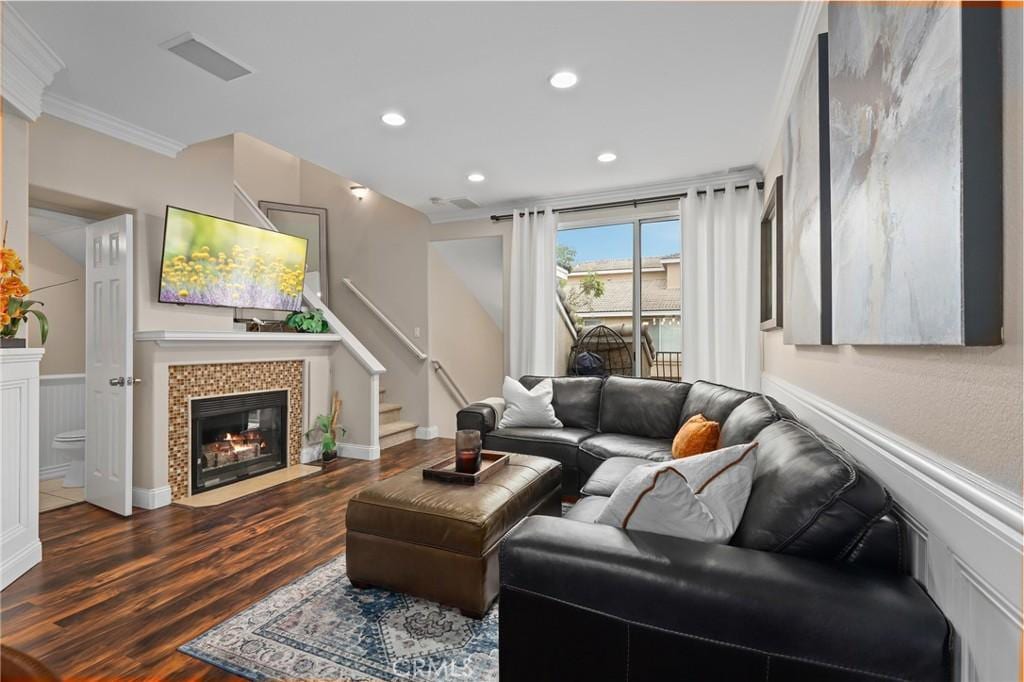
497;377;563;429
595;443;758;543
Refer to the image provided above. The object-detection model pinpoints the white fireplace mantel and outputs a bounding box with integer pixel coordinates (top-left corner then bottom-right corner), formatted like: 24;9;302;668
135;330;344;347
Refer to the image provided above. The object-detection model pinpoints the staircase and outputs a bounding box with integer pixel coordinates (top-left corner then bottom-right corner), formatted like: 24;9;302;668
378;387;418;450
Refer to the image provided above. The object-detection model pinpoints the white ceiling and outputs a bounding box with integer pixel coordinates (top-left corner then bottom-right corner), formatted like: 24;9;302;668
15;2;802;221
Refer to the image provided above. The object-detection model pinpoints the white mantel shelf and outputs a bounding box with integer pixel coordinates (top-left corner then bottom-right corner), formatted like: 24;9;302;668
134;330;344;347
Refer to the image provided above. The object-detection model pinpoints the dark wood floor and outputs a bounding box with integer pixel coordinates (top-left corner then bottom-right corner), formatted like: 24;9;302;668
0;438;452;680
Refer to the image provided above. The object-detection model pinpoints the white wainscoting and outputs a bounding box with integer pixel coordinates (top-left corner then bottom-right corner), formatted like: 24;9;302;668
1;349;44;589
38;374;86;480
762;374;1023;682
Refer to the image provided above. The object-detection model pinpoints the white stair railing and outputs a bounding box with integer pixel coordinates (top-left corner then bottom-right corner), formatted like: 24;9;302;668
342;278;428;361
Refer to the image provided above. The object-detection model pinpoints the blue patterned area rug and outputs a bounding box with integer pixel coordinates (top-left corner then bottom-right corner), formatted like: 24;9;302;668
180;554;498;681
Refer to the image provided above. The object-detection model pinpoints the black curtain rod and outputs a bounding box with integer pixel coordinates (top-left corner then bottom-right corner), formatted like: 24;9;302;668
490;181;764;222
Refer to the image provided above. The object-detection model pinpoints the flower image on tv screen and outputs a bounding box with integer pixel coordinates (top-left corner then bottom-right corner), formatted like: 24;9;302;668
159;206;308;311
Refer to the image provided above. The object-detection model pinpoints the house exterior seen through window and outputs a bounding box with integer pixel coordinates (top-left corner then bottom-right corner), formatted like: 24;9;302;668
556;217;682;381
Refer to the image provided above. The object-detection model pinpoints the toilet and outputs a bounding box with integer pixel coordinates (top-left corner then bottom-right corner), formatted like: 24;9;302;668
52;429;85;488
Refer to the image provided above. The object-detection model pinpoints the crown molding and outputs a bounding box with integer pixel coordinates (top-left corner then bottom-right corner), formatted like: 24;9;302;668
426;166;763;224
42;92;186;158
1;5;65;120
755;0;826;172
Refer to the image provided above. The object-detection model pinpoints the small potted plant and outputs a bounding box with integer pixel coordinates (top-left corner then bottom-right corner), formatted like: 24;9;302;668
285;308;329;333
306;393;346;462
1;221;48;348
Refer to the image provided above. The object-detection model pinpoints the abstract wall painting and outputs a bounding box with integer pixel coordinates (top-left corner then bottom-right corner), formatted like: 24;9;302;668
782;33;831;345
828;3;1002;345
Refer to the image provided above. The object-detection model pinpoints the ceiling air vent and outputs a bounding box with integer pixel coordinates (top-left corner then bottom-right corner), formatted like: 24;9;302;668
449;197;480;210
160;33;253;82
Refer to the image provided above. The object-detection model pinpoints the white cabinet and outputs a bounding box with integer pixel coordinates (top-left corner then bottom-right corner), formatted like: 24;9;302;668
1;348;44;589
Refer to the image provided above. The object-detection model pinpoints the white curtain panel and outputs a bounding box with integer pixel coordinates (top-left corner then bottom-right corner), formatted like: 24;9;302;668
680;184;762;391
509;208;556;377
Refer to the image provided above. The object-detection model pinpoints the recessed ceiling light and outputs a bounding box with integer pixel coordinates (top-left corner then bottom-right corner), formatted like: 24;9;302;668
467;173;486;183
350;185;369;200
381;112;406;127
597;152;617;163
549;71;578;89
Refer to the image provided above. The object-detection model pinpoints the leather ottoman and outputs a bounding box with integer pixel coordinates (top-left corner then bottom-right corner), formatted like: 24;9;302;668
346;453;561;618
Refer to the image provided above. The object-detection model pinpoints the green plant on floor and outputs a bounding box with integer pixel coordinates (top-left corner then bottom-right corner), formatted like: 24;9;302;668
306;392;346;460
285;308;329;333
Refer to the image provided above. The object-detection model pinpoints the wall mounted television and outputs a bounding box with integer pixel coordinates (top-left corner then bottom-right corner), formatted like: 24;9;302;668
158;206;308;312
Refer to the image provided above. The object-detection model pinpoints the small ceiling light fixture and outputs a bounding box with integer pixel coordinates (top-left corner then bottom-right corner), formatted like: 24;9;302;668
597;152;617;163
350;185;369;200
381;112;406;127
549;71;578;89
467;173;486;183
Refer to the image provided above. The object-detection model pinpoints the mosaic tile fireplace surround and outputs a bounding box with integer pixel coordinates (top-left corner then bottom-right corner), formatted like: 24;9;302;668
168;361;303;500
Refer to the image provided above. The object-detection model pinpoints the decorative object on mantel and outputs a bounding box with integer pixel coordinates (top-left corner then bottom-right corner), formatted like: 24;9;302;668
285;308;329;333
244;317;294;333
258;200;330;307
782;34;831;346
760;175;784;331
306;392;346;462
1;221;49;348
828;3;1003;345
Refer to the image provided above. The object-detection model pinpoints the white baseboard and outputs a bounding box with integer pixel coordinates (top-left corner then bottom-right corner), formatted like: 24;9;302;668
132;485;172;510
341;443;380;461
762;373;1023;682
1;540;42;590
39;463;69;480
415;426;440;440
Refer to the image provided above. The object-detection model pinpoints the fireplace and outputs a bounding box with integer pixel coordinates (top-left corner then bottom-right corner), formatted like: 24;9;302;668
191;390;288;494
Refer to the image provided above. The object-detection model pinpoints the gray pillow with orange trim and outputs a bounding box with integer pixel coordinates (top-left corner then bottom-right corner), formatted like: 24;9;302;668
594;442;758;543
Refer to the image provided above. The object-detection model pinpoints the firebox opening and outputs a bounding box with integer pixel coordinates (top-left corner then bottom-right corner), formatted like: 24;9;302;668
191;390;288;495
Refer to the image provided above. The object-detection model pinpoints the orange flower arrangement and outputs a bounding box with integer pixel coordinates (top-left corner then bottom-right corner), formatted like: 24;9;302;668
1;221;48;344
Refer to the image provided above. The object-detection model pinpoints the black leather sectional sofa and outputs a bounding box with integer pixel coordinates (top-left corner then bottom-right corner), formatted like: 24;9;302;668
456;375;951;681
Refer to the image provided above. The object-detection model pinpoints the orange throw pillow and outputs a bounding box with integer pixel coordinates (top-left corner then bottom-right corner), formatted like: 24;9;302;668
672;414;721;459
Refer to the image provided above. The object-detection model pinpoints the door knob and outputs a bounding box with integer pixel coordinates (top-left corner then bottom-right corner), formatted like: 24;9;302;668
127;377;142;386
109;377;125;387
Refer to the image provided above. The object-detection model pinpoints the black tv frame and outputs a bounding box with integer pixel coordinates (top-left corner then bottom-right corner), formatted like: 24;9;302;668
157;205;309;314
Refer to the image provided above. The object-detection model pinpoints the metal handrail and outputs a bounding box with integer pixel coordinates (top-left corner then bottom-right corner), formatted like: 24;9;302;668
432;360;469;406
342;278;428;361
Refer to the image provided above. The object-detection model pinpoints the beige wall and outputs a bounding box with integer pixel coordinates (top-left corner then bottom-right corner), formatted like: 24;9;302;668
28;115;236;332
301;160;433;427
2;110;30;341
27;233;84;374
759;7;1023;492
428;245;504;437
234;133;301;206
430;217;512;376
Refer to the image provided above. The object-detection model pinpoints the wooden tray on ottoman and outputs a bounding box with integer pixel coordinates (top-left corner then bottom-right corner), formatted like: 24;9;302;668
422;451;509;485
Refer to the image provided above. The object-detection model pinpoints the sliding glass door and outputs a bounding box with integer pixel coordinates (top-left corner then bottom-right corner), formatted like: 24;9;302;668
555;214;681;381
556;223;635;376
641;219;682;381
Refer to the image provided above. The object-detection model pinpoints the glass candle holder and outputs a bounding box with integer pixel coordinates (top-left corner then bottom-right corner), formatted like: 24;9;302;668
455;429;482;474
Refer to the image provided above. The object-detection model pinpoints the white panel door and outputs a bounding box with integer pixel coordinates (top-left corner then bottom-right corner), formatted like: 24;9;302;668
85;215;133;516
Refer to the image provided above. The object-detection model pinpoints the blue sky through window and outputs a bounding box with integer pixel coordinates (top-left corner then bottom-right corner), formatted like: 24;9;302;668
557;220;679;265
